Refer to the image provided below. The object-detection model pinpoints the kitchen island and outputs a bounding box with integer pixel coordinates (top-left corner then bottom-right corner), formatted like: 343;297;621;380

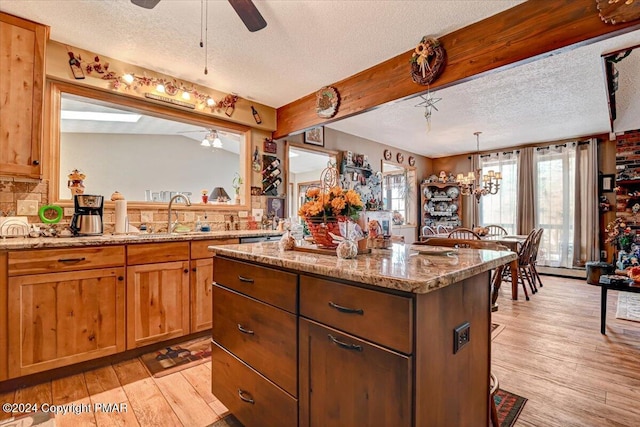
208;242;516;427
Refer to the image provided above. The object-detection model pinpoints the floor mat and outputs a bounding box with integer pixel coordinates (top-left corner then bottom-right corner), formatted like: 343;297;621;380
140;336;211;378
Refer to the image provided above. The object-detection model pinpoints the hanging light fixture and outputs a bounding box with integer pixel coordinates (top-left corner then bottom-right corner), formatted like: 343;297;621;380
201;129;223;148
456;132;502;203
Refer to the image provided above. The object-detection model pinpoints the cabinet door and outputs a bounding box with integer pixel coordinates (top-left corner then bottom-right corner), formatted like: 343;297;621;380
7;267;125;378
127;261;190;349
0;12;48;178
299;319;412;427
191;258;213;332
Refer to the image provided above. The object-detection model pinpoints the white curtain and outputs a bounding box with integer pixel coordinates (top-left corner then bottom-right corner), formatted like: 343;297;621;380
479;151;519;234
533;144;576;268
573;140;599;266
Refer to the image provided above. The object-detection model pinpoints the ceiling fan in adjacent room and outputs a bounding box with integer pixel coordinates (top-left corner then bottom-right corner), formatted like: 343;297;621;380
130;0;267;32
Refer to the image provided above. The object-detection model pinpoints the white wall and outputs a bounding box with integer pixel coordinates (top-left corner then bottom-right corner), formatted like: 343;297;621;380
60;133;240;201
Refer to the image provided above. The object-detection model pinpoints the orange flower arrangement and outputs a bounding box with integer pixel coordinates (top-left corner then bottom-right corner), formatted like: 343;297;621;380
298;186;363;221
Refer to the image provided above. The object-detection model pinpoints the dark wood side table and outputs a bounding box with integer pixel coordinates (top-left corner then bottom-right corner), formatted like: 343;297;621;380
592;276;640;334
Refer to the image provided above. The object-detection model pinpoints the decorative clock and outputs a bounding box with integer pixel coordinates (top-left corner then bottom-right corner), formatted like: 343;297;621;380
396;153;404;163
408;156;416;166
315;86;340;118
384;149;392;161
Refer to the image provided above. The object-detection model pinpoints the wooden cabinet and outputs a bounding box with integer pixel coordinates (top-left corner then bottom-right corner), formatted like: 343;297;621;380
126;261;189;349
299;275;413;427
7;267;126;378
126;242;190;349
212;257;298;427
189;238;238;332
0;12;48;178
299;319;411;427
420;182;462;229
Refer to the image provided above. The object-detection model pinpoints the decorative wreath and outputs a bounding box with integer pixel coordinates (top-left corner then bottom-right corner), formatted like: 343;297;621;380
410;36;446;86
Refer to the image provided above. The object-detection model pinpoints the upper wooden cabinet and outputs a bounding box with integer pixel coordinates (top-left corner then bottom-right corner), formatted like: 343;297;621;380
0;12;49;178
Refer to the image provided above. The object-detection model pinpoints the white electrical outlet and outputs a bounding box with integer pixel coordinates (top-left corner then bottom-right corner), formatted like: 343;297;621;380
17;200;38;216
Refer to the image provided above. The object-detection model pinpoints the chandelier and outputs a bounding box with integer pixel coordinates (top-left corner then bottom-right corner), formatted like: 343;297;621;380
200;129;222;148
456;132;502;202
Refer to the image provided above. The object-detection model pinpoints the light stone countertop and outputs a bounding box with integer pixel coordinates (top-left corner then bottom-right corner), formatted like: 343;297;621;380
0;230;283;250
209;242;517;294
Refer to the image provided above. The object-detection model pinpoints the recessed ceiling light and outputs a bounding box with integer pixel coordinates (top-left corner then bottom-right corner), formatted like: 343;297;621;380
61;111;142;122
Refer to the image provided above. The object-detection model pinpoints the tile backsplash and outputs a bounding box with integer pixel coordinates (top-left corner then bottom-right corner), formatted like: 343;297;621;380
1;177;275;233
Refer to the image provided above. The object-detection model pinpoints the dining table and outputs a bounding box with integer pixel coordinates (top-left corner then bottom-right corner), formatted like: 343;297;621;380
429;233;528;300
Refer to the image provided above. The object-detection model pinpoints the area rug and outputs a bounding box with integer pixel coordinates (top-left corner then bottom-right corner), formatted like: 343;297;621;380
492;322;506;340
208;415;242;427
495;388;527;427
0;411;55;427
140;336;211;378
616;292;640;322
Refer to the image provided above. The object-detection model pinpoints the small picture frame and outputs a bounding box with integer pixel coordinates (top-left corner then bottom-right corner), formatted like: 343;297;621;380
266;197;285;219
600;174;615;193
304;127;324;147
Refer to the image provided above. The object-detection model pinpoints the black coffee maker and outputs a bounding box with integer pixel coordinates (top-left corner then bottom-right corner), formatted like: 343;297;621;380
70;194;104;236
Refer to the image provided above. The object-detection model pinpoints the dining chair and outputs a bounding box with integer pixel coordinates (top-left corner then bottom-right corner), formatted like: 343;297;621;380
435;224;451;234
448;227;481;240
527;228;545;290
501;229;537;300
485;224;508;236
419;225;436;241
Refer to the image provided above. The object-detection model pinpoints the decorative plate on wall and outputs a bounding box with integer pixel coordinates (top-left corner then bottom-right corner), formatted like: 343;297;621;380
396;153;404;163
408;156;415;166
384;149;392;161
315;86;340;118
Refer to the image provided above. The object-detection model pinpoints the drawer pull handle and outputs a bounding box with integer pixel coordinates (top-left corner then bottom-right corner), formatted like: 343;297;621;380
238;275;254;283
328;301;364;315
237;324;255;335
328;334;363;352
238;389;255;404
57;257;86;263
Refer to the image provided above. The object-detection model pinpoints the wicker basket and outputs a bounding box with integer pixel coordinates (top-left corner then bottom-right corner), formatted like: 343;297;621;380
305;216;343;248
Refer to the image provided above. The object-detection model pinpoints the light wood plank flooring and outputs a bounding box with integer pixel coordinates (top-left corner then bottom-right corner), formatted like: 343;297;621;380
1;275;640;426
493;275;640;426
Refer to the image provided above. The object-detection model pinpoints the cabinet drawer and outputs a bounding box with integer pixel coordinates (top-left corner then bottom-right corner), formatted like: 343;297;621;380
211;342;297;427
127;242;189;265
214;257;297;313
300;275;413;354
191;238;238;259
8;246;125;276
213;285;297;396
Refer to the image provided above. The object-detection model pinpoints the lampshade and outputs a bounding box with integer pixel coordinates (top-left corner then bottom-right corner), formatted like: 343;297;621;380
211;187;230;202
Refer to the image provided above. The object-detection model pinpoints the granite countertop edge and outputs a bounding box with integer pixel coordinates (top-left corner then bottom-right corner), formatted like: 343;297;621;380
0;230;283;250
209;243;517;294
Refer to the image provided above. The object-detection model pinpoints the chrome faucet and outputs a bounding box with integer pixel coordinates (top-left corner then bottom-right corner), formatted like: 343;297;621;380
167;193;191;233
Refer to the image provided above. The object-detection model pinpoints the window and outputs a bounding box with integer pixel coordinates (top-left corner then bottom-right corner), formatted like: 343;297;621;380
382;162;416;226
479;153;518;234
533;146;576;268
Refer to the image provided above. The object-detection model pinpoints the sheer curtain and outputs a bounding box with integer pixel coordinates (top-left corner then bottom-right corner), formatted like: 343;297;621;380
533;144;576;268
479;151;519;234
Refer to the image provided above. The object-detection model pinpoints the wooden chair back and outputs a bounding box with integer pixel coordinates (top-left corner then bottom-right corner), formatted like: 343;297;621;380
517;229;537;266
485;225;508;236
420;237;509;251
419;226;436;242
448;227;481;240
530;228;544;263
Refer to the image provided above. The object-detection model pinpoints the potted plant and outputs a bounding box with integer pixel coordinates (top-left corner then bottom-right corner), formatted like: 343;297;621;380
232;173;243;204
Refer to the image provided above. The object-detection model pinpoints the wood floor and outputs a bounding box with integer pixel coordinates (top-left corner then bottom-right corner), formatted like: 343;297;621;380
1;275;640;426
493;275;640;426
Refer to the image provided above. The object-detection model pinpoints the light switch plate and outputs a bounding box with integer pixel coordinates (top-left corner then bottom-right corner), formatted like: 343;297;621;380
17;200;38;216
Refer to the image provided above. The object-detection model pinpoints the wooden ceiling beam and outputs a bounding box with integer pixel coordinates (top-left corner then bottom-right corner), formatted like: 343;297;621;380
275;0;640;139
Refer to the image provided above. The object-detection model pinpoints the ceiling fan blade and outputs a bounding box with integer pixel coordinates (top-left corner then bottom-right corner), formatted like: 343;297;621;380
130;0;161;9
228;0;267;32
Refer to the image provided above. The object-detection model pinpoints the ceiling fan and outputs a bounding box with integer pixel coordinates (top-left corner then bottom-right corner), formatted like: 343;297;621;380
130;0;267;32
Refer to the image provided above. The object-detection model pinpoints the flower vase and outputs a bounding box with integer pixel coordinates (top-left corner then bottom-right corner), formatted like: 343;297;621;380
305;216;343;248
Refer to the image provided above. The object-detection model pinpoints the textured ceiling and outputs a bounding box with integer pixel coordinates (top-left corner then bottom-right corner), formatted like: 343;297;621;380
2;0;639;158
